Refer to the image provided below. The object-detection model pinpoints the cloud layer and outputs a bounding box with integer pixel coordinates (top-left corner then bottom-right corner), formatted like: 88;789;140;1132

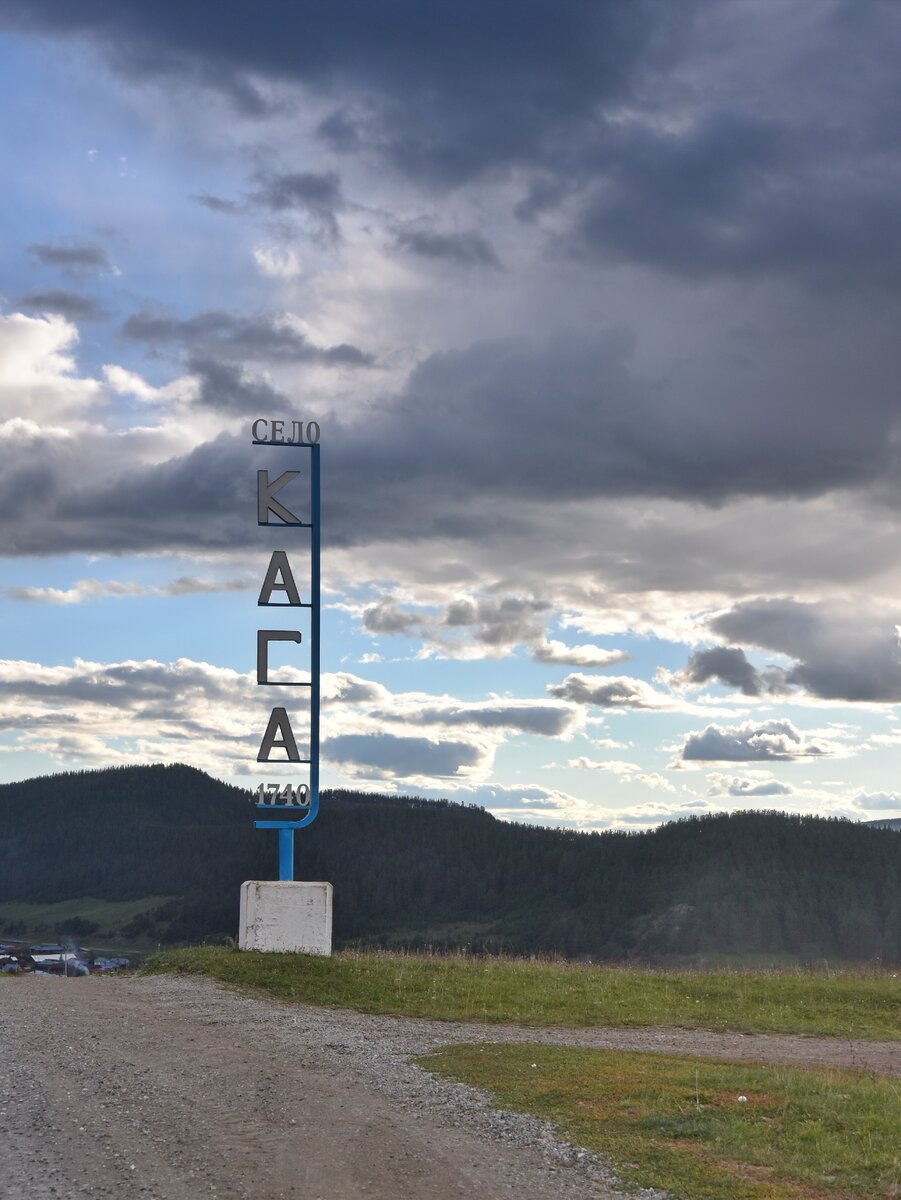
1;1;900;829
0;656;580;791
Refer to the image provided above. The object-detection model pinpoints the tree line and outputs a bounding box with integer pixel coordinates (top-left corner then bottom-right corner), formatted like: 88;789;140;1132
1;763;898;962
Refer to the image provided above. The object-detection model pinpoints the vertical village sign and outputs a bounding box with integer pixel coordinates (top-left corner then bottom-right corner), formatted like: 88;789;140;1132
251;417;321;881
239;417;332;956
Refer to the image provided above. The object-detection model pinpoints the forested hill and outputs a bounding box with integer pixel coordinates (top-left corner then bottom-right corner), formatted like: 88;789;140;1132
2;764;899;963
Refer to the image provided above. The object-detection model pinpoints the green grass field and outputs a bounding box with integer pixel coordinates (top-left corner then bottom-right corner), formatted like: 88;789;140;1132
144;946;901;1039
422;1044;901;1200
0;896;171;938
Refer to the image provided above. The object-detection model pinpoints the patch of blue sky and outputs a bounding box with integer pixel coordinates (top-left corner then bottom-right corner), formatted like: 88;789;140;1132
0;41;104;240
544;618;673;664
0;743;59;786
0;554;247;667
349;645;554;703
0;36;265;380
491;736;581;783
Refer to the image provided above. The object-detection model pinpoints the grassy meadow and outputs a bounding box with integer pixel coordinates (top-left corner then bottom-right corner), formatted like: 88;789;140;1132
0;895;172;940
144;946;901;1039
422;1043;901;1200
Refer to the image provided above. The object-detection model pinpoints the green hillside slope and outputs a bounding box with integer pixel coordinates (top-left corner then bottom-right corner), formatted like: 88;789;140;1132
2;764;899;962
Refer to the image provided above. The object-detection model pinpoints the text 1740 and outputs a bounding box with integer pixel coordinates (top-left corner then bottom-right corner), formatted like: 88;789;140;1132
255;783;310;806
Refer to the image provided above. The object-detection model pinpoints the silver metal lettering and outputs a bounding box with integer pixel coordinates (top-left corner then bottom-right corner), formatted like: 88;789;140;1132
251;418;268;441
257;707;301;762
257;629;302;684
257;470;301;525
306;421;321;444
271;418;284;442
291;420;303;444
258;550;302;606
254;782;310;806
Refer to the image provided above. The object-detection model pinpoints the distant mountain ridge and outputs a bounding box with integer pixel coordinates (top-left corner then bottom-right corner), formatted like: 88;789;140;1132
866;817;901;831
2;764;899;962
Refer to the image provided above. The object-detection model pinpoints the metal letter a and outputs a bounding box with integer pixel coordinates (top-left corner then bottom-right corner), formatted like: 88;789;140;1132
257;707;302;762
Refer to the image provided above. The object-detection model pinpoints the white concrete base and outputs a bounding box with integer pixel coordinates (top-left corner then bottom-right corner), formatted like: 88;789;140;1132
238;881;333;955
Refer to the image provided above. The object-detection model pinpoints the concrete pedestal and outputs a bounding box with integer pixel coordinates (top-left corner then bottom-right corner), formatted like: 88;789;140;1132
238;881;333;955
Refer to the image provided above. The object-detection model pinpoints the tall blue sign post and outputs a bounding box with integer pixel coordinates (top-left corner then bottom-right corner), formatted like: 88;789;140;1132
239;418;332;954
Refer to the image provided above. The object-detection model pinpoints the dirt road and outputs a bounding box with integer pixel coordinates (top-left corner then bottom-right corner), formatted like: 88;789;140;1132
1;975;897;1200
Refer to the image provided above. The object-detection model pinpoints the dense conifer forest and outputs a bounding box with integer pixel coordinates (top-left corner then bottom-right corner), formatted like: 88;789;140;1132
1;764;899;962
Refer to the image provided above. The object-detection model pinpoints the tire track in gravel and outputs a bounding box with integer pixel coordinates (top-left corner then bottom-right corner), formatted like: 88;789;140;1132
0;976;656;1200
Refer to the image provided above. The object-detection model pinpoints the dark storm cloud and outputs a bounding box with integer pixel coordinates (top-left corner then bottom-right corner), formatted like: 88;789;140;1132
316;109;362;154
362;598;423;636
74;435;252;551
27;239;115;278
6;315;901;558
312;329;900;550
5;3;900;291
193;172;344;240
680;719;833;762
20;290;109;321
444;596;550;648
250;171;343;242
121;307;373;366
670;600;901;704
188;357;287;415
193;192;242;214
324;732;484;779
568;110;901;287
251;171;340;212
395;224;501;269
677;646;768;697
375;701;577;737
0;1;687;184
0;433;254;557
709;598;901;703
16;291;878;559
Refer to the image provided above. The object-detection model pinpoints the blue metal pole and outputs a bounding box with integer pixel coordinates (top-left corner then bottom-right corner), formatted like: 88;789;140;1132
308;442;320;874
278;828;294;881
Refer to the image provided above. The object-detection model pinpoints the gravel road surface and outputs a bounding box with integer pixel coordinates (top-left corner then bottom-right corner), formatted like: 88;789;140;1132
1;974;897;1200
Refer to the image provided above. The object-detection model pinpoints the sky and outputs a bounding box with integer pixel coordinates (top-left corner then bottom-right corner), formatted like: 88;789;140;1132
1;0;901;830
